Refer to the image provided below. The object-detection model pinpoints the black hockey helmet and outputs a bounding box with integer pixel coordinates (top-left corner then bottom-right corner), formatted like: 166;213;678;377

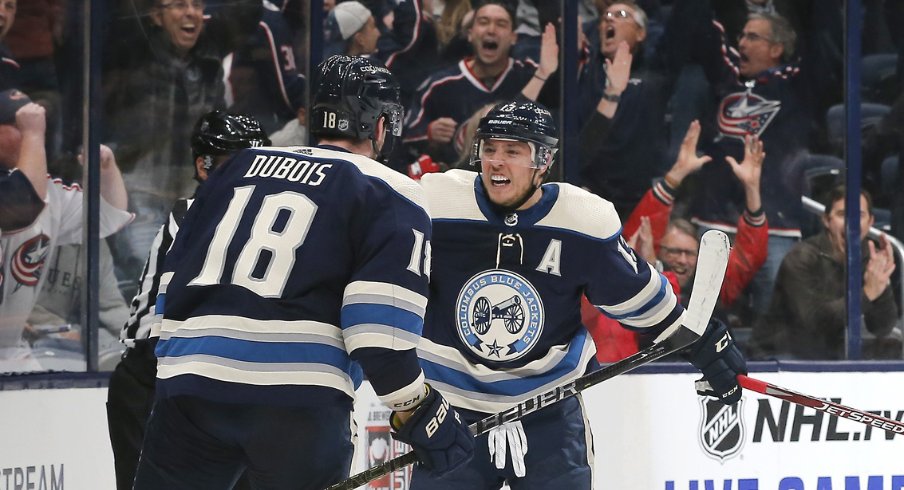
470;100;559;169
190;111;270;162
311;55;403;160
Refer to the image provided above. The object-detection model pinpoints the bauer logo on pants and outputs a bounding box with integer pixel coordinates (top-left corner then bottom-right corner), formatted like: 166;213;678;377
698;397;745;461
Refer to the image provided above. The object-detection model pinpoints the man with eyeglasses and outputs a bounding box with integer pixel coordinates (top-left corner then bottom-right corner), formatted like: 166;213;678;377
578;1;674;220
658;2;837;324
101;0;262;298
623;122;768;310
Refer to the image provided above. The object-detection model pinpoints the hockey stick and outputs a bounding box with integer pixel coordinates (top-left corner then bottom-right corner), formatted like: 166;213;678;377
326;230;730;490
738;374;904;436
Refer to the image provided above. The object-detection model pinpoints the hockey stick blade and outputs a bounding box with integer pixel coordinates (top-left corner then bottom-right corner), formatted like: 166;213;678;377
738;374;904;436
325;230;730;490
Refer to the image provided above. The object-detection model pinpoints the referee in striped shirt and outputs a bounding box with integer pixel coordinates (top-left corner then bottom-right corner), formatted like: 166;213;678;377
105;111;269;490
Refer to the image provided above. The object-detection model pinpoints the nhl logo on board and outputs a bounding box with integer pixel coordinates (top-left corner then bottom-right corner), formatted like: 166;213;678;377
455;269;544;362
698;397;745;461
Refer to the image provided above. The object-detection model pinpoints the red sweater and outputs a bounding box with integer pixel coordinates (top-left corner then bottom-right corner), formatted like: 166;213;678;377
585;178;768;362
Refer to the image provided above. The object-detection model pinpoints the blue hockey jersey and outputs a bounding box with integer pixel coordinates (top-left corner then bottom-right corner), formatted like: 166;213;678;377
418;170;686;416
153;145;432;411
402;58;538;165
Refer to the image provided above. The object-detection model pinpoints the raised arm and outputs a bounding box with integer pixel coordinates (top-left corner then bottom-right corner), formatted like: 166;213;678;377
721;135;767;306
520;23;558;101
595;41;632;119
99;144;128;211
621;120;712;242
15;103;48;200
725;135;764;216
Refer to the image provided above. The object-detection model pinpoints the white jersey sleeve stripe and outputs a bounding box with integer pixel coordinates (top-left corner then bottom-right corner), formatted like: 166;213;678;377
615;290;678;327
597;266;663;315
343;280;427;316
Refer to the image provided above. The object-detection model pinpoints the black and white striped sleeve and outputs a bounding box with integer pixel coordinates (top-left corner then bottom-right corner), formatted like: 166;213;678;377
120;199;189;342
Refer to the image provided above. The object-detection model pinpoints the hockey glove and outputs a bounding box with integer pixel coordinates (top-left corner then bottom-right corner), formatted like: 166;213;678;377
684;319;747;405
390;384;474;477
488;421;528;477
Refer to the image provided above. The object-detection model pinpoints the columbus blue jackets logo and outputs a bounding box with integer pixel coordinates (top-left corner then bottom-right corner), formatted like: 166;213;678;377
718;90;781;141
455;269;544;362
11;234;50;288
698;397;745;461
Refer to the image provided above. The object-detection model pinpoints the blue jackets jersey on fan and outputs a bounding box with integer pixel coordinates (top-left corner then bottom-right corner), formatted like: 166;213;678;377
418;169;685;417
153;145;431;411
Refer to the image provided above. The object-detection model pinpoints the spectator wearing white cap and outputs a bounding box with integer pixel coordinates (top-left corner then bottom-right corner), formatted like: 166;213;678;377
326;1;381;56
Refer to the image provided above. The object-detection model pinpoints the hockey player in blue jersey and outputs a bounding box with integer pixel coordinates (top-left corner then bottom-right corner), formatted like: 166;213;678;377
414;100;747;489
132;55;473;490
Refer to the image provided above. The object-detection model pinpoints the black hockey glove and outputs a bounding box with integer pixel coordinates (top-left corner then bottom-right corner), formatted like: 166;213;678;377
684;319;747;405
390;384;474;476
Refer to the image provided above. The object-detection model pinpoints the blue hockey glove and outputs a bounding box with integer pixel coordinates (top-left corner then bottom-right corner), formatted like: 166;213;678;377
684;319;747;405
390;384;474;476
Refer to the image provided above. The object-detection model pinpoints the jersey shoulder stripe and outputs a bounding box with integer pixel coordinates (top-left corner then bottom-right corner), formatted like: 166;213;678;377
420;169;485;222
535;183;621;240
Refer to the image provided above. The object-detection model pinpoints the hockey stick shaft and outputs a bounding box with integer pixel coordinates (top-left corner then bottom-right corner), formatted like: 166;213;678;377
326;329;699;490
326;231;730;490
738;374;904;435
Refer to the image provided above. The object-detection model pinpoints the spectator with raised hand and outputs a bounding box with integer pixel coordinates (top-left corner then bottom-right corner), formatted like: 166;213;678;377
402;0;557;168
578;1;673;219
0;93;132;373
0;91;46;289
749;186;899;360
102;0;262;293
625;121;768;309
660;1;830;319
581;121;768;358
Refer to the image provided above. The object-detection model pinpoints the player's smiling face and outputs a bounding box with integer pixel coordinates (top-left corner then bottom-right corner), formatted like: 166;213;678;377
468;5;516;67
479;138;545;210
152;0;205;55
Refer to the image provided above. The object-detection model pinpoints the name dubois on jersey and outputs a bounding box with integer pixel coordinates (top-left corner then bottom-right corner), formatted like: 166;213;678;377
455;269;544;362
244;154;332;185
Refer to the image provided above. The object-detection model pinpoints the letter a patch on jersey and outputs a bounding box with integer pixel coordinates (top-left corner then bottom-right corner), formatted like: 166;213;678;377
535;239;562;276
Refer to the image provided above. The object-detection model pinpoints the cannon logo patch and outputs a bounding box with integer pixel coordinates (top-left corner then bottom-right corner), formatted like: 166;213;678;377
455;269;545;361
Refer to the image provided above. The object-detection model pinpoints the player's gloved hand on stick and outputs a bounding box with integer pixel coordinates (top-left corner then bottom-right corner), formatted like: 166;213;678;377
390;384;474;476
488;421;528;477
684;319;747;405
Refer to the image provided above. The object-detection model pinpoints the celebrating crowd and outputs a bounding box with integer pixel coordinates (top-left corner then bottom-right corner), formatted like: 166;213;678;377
0;0;902;487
